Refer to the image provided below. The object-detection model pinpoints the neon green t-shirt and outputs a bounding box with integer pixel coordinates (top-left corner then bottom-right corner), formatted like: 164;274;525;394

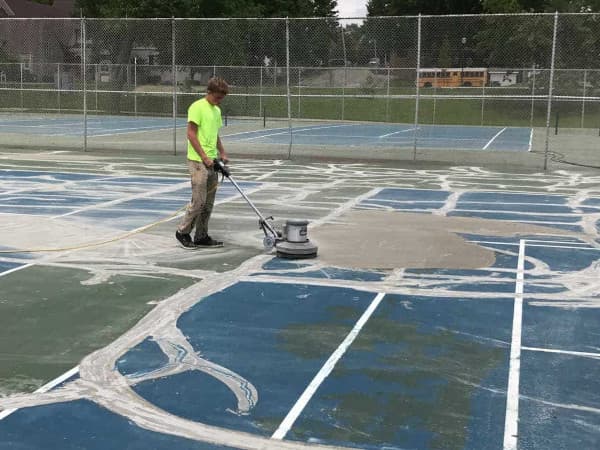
187;97;223;161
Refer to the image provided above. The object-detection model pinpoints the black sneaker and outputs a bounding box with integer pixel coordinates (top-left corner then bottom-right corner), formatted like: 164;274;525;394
194;235;224;247
175;231;196;249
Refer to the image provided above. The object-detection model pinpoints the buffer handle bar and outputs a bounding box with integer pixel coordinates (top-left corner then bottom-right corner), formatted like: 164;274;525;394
213;159;279;239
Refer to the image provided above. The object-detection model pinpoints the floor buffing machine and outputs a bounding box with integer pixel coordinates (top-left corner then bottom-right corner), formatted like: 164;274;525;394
213;159;318;259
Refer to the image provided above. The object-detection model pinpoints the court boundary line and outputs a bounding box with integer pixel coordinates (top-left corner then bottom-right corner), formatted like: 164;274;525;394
87;125;187;138
472;240;597;251
522;346;600;360
379;127;417;138
271;292;386;440
483;127;508;150
0;366;79;421
233;124;355;142
0;263;34;279
503;238;525;450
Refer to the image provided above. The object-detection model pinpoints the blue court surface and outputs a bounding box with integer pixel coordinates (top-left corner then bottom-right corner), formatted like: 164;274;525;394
0;115;189;137
1;173;599;449
0;115;531;151
358;188;596;233
225;123;532;151
0;169;258;232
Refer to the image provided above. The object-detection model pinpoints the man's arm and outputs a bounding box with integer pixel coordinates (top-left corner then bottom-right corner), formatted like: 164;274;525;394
217;136;228;163
187;122;213;167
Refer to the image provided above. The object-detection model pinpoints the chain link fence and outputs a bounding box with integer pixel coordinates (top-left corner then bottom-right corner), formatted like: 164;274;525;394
0;14;599;168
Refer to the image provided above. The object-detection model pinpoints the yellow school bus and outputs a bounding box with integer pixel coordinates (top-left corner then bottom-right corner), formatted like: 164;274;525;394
418;68;488;88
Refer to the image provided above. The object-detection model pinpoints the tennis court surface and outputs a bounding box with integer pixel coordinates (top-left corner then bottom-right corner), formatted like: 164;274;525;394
0;150;599;450
0;114;532;152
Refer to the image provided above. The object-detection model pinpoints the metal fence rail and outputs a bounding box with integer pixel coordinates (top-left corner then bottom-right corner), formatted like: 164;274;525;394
0;14;599;168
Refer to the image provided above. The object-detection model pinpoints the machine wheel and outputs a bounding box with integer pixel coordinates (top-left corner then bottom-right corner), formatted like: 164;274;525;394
263;235;276;249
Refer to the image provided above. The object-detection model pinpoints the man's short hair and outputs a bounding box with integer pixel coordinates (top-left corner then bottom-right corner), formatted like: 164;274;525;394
207;77;229;95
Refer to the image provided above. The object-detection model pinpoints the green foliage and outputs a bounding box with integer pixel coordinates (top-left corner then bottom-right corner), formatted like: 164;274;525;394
75;0;338;18
482;0;522;13
367;0;600;14
367;0;483;15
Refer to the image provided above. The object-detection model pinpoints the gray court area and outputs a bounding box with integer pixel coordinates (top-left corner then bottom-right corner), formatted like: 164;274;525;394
2;112;599;170
0;147;599;450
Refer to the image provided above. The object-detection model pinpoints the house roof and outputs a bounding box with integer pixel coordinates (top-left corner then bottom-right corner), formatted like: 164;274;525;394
0;0;75;18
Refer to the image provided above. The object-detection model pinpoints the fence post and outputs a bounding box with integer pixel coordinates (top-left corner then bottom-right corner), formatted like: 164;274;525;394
94;64;98;112
19;62;23;110
341;24;347;121
297;67;301;118
134;57;137;117
82;16;87;152
286;17;292;159
530;63;536;128
172;17;177;156
581;69;587;128
543;12;559;170
480;80;486;125
259;65;263;118
412;14;422;161
57;63;61;112
433;71;437;124
386;66;391;122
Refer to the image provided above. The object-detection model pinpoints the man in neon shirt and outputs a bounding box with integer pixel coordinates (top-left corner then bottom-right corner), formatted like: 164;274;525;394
176;77;229;248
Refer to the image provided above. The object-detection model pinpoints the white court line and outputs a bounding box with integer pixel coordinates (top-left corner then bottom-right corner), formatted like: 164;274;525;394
522;346;600;360
0;263;34;279
52;181;189;218
232;124;355;142
472;240;597;251
88;125;186;137
482;127;507;150
525;243;600;250
522;238;588;244
44;125;185;138
0;366;79;421
379;127;418;138
0;122;84;129
452;207;581;217
271;292;386;440
222;125;291;138
503;239;525;450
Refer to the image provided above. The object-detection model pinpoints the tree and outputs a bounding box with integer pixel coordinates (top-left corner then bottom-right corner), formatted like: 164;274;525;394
76;0;338;18
313;0;338;17
366;0;483;16
366;0;600;14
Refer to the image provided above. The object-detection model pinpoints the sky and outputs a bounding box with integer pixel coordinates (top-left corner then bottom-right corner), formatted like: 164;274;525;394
337;0;368;18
